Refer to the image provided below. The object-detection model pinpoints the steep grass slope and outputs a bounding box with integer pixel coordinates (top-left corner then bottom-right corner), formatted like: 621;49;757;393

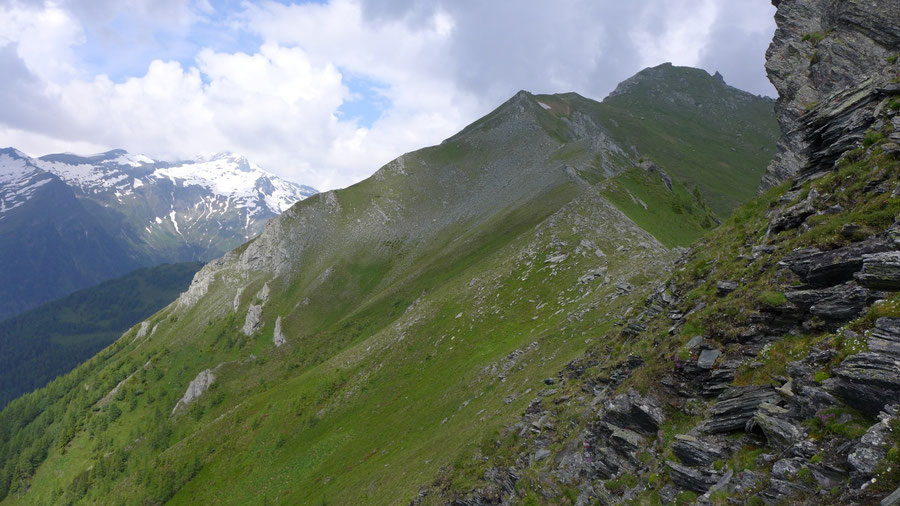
0;68;776;505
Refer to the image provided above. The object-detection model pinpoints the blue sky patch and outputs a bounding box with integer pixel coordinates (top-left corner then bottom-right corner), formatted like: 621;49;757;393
337;73;391;128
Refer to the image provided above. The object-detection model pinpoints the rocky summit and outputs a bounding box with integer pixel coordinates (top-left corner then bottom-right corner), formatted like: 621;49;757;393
2;0;900;503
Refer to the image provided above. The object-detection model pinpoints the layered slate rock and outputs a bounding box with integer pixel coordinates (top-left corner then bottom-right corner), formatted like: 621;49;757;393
784;281;870;322
601;388;664;435
779;236;892;287
671;435;726;468
826;318;900;417
856;252;900;290
666;460;721;493
745;403;805;449
703;386;779;433
760;0;900;190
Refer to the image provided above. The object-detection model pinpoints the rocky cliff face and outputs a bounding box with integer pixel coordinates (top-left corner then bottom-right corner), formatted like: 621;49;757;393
760;0;900;190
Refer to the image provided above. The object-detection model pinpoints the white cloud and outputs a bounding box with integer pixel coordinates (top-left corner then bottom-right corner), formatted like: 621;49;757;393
0;1;84;82
0;0;777;192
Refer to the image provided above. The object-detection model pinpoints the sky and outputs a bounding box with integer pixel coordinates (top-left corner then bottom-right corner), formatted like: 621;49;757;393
0;0;777;191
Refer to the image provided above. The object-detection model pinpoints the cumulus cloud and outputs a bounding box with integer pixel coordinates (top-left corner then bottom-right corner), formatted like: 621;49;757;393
0;0;777;191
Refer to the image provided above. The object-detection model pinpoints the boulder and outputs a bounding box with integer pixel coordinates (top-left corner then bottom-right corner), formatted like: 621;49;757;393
671;435;726;467
602;389;664;435
779;238;892;287
607;425;645;455
534;448;551;461
716;280;738;296
665;460;720;493
826;352;900;417
848;405;898;477
171;369;215;415
697;349;721;370
857;251;900;289
767;189;818;234
771;457;805;480
703;386;779;433
745;403;804;448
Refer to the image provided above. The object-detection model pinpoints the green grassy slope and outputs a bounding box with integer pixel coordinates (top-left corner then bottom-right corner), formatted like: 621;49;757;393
599;164;717;248
415;115;900;505
552;63;780;215
0;70;777;505
0;262;202;408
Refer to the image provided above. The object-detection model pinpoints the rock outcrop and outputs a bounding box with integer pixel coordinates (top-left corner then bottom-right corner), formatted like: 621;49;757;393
760;0;900;190
171;369;215;415
273;316;286;347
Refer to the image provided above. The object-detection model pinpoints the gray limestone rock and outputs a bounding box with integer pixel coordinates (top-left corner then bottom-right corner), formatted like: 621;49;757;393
171;369;215;415
133;321;150;342
242;304;263;336
273;316;286;347
233;286;244;311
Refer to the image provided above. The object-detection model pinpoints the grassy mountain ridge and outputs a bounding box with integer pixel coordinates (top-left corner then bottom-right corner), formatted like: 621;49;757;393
0;67;777;504
588;64;779;215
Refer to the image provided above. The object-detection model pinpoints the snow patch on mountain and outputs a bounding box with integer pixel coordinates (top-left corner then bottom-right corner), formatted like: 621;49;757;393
151;153;316;214
0;150;55;217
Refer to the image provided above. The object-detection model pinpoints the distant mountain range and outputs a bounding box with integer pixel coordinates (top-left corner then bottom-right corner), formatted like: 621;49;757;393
0;149;316;320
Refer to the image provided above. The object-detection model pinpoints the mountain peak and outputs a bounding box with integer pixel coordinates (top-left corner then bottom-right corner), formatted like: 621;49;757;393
0;147;30;160
607;63;725;99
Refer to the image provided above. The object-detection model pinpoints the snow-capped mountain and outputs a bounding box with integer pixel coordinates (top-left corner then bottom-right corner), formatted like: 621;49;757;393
30;149;317;262
0;148;56;217
0;147;317;320
0;148;141;321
